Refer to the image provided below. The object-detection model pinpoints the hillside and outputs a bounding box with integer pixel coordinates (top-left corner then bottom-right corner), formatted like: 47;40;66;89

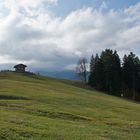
0;72;140;140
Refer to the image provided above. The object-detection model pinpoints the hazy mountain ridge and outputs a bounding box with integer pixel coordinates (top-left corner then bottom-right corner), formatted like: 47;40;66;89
38;70;78;80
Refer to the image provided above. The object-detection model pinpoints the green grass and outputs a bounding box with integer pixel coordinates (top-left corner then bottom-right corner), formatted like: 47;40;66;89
0;72;140;140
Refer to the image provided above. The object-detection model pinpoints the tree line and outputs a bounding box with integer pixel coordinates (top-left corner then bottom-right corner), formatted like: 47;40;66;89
76;49;140;101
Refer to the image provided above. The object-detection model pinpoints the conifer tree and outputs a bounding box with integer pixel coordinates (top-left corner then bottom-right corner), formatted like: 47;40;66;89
122;52;140;100
88;55;95;86
100;49;121;94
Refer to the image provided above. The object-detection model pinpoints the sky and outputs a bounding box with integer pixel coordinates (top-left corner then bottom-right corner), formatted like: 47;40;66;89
0;0;140;71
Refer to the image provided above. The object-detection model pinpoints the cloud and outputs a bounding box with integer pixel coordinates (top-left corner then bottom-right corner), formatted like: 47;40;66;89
0;1;140;71
2;0;58;9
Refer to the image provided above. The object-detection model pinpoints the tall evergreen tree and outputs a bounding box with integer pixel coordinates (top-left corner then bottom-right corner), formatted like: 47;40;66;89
122;52;140;100
100;49;121;95
93;54;104;89
88;54;105;90
88;55;95;86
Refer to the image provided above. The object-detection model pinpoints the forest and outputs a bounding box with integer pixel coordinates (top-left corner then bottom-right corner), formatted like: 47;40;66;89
78;49;140;101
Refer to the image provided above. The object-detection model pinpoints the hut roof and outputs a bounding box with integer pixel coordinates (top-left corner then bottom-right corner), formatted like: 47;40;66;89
14;64;27;68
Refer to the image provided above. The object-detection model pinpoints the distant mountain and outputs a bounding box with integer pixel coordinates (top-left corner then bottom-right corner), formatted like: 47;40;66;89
38;70;79;80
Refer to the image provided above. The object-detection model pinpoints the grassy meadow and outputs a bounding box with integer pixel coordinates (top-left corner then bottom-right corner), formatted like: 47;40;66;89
0;72;140;140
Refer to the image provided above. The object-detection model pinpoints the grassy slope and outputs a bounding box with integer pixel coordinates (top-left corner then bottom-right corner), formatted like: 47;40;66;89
0;72;140;140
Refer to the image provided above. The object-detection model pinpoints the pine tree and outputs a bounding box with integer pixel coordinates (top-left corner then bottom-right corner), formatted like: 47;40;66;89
122;52;140;100
88;55;95;86
93;54;104;89
88;54;104;90
100;49;121;95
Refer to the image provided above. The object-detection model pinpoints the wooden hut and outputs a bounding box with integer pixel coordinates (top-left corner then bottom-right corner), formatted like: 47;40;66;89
14;64;27;72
